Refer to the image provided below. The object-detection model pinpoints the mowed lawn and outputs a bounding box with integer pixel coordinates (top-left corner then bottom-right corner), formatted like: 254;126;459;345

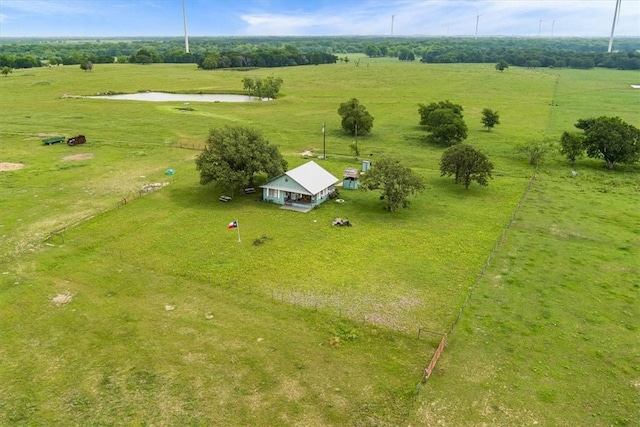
0;60;638;425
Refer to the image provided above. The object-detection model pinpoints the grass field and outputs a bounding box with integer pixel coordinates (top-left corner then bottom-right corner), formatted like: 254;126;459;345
1;59;638;426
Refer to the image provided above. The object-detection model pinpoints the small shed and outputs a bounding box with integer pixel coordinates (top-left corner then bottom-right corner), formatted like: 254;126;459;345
260;161;339;212
343;168;360;189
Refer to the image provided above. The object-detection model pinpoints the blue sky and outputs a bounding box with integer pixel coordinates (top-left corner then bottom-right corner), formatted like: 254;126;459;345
0;0;638;38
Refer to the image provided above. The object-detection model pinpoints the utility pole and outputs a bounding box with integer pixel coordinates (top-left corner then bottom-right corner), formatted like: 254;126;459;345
322;122;326;159
354;122;358;157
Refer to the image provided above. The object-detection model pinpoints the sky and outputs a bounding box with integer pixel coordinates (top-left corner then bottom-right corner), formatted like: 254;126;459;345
0;0;639;38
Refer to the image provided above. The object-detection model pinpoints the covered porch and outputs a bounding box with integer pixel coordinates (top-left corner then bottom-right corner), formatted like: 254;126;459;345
282;191;314;212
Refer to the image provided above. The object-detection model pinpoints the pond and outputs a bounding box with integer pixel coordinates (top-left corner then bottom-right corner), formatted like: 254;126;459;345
88;92;267;102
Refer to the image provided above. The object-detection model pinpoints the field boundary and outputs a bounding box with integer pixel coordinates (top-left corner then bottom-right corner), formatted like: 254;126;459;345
43;185;166;245
449;170;537;334
415;170;538;388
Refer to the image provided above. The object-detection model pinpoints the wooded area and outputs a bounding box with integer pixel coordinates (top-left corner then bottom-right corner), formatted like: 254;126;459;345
1;36;638;70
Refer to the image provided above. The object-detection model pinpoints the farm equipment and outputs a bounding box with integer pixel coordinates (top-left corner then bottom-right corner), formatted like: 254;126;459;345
67;135;86;146
42;136;65;145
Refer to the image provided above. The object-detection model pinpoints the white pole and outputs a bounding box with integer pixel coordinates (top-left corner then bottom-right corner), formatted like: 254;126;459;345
322;123;326;159
236;220;241;242
608;0;622;53
182;0;190;53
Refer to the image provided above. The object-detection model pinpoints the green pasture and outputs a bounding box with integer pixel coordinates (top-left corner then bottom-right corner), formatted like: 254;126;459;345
0;60;638;425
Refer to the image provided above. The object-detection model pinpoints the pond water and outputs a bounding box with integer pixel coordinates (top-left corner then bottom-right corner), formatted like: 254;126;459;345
88;92;267;102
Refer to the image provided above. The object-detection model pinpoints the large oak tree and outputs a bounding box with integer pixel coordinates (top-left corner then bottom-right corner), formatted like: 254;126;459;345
575;116;640;169
196;125;287;194
418;100;467;146
440;144;493;189
360;157;425;212
338;98;374;136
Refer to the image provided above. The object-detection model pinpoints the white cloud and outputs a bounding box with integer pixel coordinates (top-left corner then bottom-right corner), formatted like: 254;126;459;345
238;0;640;37
0;0;88;15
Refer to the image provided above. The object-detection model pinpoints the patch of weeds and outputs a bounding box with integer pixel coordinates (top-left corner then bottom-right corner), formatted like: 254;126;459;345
334;322;358;343
99;371;121;392
126;368;158;391
253;234;271;246
6;399;38;423
56;163;88;171
537;388;557;403
126;151;147;158
94;90;123;95
66;394;92;412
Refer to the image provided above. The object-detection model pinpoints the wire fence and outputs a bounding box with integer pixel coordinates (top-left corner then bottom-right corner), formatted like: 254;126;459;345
448;171;537;335
44;184;168;244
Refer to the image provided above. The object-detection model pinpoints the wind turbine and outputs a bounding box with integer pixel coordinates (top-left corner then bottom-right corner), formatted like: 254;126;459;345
182;0;190;53
551;20;557;37
475;10;484;39
391;15;395;36
538;19;543;36
608;0;622;53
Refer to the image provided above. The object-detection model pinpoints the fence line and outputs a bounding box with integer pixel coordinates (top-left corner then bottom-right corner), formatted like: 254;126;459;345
423;333;447;379
43;185;163;245
248;171;538;384
411;171;538;390
449;171;537;334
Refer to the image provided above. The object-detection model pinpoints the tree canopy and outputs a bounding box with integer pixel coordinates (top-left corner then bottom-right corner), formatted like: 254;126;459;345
241;75;283;99
338;98;374;136
559;131;584;165
195;125;287;193
574;116;640;169
481;108;500;131
495;60;509;71
80;61;93;72
516;139;554;166
440;144;493;189
418;100;467;146
359;157;425;212
2;36;640;70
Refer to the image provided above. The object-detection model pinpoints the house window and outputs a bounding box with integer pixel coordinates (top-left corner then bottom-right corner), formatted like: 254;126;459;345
268;188;278;198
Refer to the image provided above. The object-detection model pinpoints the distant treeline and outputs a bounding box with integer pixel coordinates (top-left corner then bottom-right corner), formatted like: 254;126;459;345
0;36;638;70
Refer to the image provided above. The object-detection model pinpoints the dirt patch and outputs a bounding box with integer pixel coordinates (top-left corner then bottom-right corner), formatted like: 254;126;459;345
26;133;63;140
0;162;25;172
62;153;94;162
52;292;73;306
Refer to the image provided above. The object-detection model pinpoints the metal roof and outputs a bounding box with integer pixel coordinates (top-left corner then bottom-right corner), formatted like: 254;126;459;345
286;161;339;195
260;161;337;195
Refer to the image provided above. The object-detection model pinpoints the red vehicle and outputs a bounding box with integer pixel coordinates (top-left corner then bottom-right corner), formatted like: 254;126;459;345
67;135;86;146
